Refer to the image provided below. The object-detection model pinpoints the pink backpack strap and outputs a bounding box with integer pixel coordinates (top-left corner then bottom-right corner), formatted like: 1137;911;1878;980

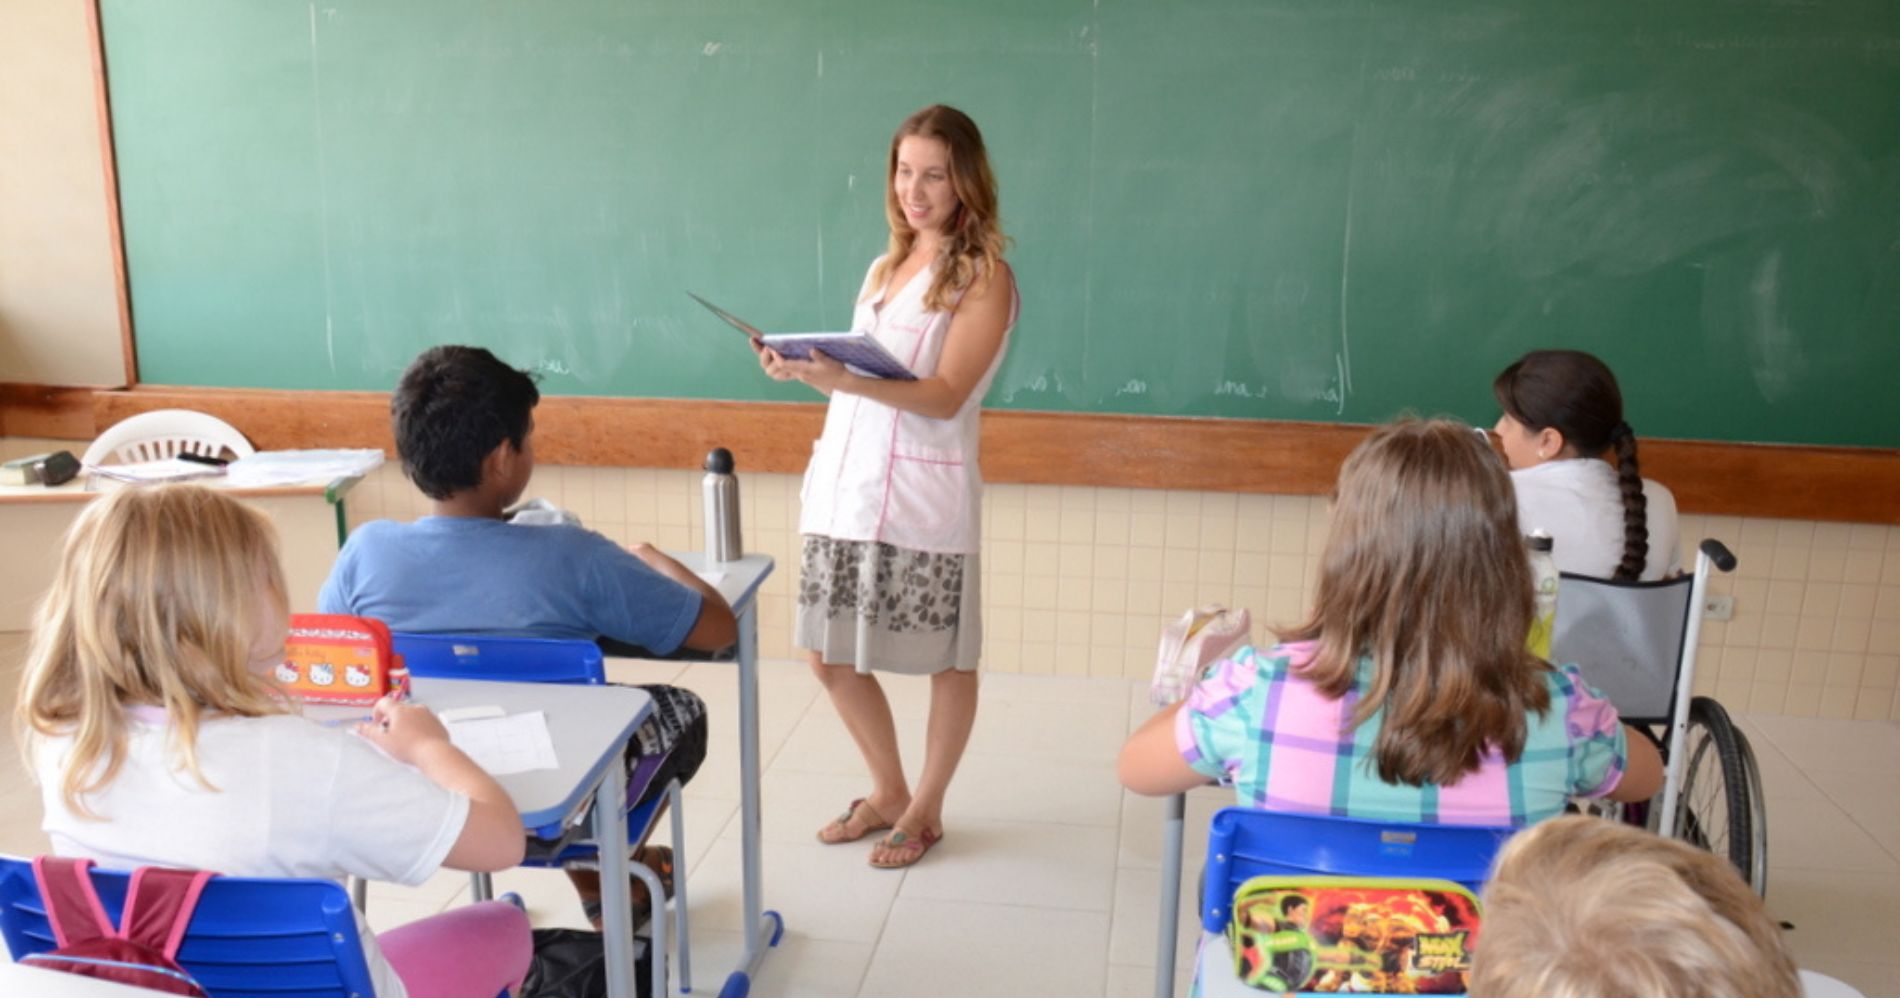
31;856;116;948
120;867;215;960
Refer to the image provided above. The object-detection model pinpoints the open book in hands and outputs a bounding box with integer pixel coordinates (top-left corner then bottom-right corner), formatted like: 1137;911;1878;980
689;292;917;381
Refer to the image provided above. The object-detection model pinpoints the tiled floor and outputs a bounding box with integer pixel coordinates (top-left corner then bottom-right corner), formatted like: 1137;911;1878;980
1;631;1897;997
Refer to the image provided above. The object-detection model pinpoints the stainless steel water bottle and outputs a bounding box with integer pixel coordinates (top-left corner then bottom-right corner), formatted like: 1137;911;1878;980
703;447;743;563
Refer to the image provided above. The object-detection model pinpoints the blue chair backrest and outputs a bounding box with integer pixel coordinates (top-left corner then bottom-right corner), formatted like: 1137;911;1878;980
393;633;607;685
0;856;375;998
1201;807;1515;933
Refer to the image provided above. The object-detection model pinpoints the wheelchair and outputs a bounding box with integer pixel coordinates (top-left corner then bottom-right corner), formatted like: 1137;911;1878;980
1552;538;1768;896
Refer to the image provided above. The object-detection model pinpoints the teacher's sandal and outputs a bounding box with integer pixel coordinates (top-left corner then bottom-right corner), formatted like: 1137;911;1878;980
817;798;893;845
868;826;943;869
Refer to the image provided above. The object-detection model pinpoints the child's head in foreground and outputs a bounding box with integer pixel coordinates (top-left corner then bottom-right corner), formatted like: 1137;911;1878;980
1472;815;1799;998
16;484;290;815
392;344;541;501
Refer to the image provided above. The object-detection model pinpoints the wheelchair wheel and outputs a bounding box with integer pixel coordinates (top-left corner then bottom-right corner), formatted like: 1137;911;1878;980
1673;696;1760;891
1735;727;1769;897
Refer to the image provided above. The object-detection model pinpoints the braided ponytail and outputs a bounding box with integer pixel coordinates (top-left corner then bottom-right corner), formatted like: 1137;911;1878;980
1609;421;1649;582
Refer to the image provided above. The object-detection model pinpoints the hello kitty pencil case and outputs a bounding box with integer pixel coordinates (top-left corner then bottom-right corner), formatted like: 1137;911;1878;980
280;613;408;706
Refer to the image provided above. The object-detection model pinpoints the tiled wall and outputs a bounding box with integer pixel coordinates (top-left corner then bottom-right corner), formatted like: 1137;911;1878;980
8;435;1899;720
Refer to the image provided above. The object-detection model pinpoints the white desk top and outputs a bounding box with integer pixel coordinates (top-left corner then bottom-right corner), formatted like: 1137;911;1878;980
669;550;774;613
303;677;650;831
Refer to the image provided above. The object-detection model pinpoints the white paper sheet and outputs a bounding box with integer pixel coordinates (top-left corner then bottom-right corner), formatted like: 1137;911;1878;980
695;570;727;587
224;449;385;488
446;709;560;775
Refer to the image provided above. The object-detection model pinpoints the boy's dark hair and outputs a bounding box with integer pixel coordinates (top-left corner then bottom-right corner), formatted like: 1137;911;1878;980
392;345;540;500
1281;896;1309;916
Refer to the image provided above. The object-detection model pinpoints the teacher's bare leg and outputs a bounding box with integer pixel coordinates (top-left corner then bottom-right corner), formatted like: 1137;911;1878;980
872;667;977;866
810;652;911;842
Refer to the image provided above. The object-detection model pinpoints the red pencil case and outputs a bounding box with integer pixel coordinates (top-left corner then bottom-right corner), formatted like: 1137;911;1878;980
278;613;408;705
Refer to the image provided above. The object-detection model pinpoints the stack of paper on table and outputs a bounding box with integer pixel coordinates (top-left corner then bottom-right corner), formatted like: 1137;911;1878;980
225;449;385;488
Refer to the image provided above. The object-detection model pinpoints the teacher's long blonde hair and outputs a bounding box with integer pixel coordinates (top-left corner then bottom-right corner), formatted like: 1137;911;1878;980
868;104;1008;313
16;485;290;817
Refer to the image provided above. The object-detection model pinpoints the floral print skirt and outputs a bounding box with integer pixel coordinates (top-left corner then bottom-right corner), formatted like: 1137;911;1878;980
794;535;981;675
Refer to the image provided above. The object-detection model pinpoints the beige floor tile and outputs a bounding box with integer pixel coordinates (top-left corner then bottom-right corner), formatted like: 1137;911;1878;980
602;657;691;686
356;893;458;937
757;769;898;846
983;672;1134;709
967;694;1132;765
857;897;1110;998
1116;787;1230;871
1806;770;1900;862
896;818;1117;912
488;866;593;929
1767;868;1900;963
766;708;928;780
1107;865;1204;974
644;793;740;876
671;928;874;998
1747;715;1900;774
366;866;475;913
1105;961;1196;998
1764;793;1900;874
688;835;902;943
951;752;1125;828
1735;715;1831;802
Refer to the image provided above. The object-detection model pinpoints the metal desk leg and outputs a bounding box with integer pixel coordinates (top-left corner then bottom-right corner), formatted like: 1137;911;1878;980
723;603;783;997
1156;791;1186;998
594;751;637;998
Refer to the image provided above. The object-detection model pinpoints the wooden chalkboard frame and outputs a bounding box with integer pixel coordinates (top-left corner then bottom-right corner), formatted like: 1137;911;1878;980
0;383;1876;525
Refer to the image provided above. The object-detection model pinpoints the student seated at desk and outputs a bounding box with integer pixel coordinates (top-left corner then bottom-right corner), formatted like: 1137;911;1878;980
1119;419;1665;826
16;486;531;998
319;344;737;928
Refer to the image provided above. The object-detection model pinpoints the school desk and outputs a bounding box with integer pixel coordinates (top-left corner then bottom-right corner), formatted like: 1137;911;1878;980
0;475;358;631
663;550;781;996
310;676;655;998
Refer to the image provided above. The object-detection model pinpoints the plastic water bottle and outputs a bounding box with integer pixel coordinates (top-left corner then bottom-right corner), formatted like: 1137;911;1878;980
1526;532;1558;659
702;447;743;564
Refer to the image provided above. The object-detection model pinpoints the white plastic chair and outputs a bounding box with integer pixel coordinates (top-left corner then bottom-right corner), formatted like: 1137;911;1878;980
81;409;255;466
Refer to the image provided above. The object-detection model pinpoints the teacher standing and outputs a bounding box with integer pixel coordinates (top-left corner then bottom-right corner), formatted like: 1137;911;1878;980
759;104;1017;869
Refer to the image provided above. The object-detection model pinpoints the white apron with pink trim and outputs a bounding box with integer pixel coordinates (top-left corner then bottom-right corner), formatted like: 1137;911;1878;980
797;258;1016;555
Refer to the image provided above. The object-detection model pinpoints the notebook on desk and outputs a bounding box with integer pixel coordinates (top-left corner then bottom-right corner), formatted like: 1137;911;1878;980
688;292;917;381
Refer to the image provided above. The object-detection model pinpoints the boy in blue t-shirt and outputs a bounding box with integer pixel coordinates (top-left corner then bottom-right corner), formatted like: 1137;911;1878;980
320;344;737;928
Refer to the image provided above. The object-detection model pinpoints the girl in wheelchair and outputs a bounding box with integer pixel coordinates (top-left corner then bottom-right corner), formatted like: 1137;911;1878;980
1119;418;1663;826
16;485;533;998
1491;349;1681;582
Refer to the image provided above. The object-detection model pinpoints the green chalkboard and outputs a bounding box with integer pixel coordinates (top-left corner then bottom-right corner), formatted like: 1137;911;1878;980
102;0;1900;447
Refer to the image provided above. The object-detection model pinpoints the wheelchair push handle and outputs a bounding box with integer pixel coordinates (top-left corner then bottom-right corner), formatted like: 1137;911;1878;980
1698;538;1738;573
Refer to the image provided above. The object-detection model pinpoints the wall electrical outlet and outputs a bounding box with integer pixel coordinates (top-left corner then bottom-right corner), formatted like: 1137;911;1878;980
1704;595;1735;621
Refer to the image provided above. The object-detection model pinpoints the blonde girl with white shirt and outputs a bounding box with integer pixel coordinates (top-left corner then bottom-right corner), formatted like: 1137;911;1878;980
16;485;532;998
758;104;1017;869
1492;350;1681;581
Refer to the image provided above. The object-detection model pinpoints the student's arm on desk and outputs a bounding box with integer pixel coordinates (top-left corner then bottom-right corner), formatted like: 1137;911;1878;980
1118;702;1211;796
358;697;527;871
760;263;1014;419
628;542;739;651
